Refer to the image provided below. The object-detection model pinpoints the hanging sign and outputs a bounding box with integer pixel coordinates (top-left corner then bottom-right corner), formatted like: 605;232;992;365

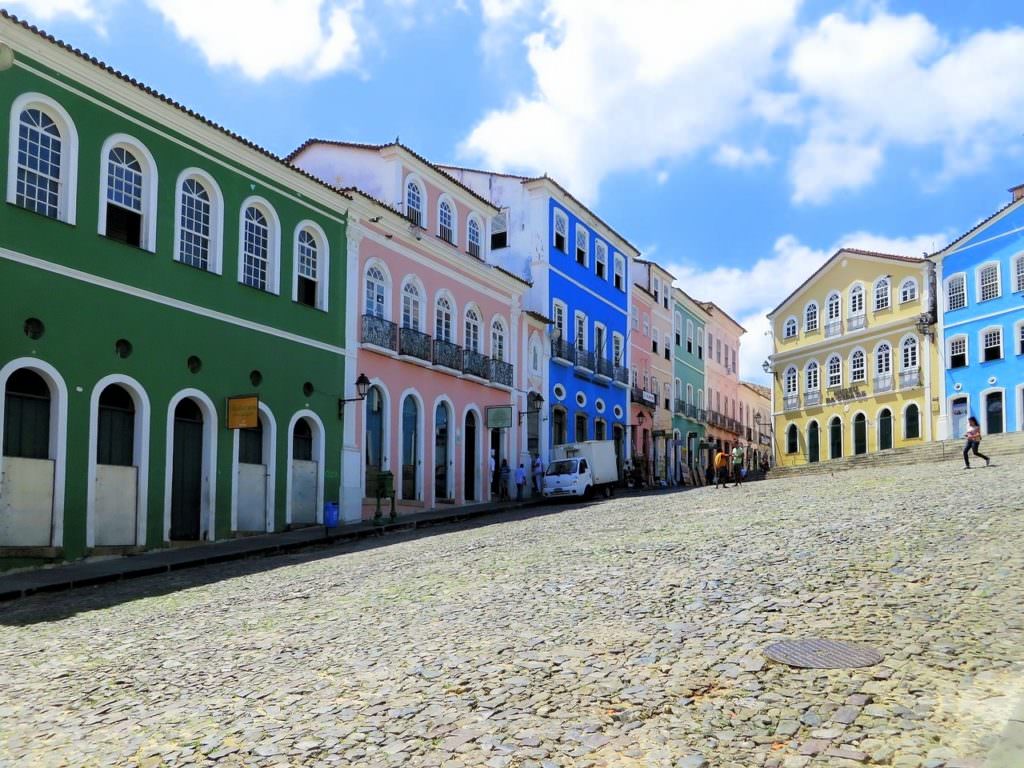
226;395;260;429
486;405;513;429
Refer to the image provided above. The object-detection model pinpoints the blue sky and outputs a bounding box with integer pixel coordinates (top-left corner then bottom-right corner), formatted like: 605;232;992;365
5;0;1024;380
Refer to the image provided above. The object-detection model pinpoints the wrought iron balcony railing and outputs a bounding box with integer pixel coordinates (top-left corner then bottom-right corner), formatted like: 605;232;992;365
612;365;629;386
631;387;657;407
432;339;462;370
783;394;800;411
804;390;821;407
574;349;595;371
463;349;490;379
899;368;921;389
551;337;575;364
824;320;843;338
595;356;614;378
398;326;432;362
361;314;397;351
874;374;894;393
847;314;867;331
674;398;686;415
489;359;513;387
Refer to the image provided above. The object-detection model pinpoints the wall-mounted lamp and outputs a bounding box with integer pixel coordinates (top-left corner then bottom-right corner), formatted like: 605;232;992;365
762;359;771;374
337;372;371;418
518;392;545;424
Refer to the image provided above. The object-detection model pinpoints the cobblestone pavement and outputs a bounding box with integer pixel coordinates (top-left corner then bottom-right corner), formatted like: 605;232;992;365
2;463;1022;768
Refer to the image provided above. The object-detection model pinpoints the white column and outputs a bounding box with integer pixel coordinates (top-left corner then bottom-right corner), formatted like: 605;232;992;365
340;226;363;523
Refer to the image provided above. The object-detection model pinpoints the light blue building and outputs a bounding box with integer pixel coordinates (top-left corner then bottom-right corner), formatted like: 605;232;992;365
441;168;639;474
932;184;1024;439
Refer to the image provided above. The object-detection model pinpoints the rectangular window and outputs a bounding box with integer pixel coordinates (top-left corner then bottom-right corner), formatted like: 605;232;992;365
1018;324;1024;355
491;212;508;249
1016;256;1024;293
947;275;966;311
697;329;703;359
554;210;567;253
553;302;565;338
612;333;623;365
613;254;625;290
686;320;693;353
595;241;607;279
716;338;722;364
983;329;1002;361
575;312;587;351
652;278;660;303
949;337;967;368
576;225;589;266
979;264;1000;302
652;339;658;354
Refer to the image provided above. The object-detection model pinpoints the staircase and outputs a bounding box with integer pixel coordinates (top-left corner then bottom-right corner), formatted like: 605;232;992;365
768;430;1024;479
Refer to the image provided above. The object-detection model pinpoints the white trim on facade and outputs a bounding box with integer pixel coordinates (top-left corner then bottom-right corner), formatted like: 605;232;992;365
162;389;218;543
97;132;159;252
284;410;326;525
172;166;225;274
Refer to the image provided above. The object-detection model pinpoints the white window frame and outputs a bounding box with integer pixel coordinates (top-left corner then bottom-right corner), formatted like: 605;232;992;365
686;319;694;353
947;334;968;369
1016;319;1024;356
945;273;967;311
977;261;1001;303
593;321;607;359
696;327;704;359
980;325;1003;362
1014;253;1024;294
236;196;281;294
434;292;456;343
464;305;483;353
553;208;569;253
363;259;391;320
292;220;329;310
613;253;625;290
805;301;819;332
873;277;890;312
612;332;624;365
97;133;159;252
686;383;693;405
783;316;798;339
595;240;608;280
849;284;865;316
173;168;224;274
805;360;820;392
552;300;567;340
900;335;918;371
438;194;457;246
826;355;842;388
574;310;588;352
784;366;798;395
404;175;426;228
631;305;639;329
401;276;425;331
491;316;507;361
575;224;589;266
899;278;918;304
875;342;892;375
466;213;483;259
7;93;80;225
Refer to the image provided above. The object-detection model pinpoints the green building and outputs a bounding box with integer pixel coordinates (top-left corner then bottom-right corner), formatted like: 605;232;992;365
672;287;706;479
0;12;355;563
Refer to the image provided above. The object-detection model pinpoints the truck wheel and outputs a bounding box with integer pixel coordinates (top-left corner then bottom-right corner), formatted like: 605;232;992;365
603;486;612;499
583;485;593;500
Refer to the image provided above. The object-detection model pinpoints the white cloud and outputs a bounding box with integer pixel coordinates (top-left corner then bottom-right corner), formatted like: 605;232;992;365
786;12;1024;203
713;143;775;169
462;0;799;202
655;170;670;185
145;0;364;81
2;0;99;23
662;229;948;384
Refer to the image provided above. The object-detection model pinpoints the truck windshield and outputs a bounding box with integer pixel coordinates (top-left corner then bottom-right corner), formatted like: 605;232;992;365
546;459;578;476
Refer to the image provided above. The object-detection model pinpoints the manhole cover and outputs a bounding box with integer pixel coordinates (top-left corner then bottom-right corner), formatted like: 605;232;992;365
764;639;883;669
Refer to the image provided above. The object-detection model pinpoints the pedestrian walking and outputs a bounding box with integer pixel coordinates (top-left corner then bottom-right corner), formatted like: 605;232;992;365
532;454;544;494
731;444;744;486
515;463;526;501
963;416;990;469
499;459;511;501
714;449;729;488
489;450;496;499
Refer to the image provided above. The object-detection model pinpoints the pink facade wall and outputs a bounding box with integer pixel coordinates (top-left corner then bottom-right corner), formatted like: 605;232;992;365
704;313;742;451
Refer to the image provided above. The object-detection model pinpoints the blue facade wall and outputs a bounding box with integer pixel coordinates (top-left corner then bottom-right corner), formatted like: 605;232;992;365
939;201;1024;437
546;198;629;444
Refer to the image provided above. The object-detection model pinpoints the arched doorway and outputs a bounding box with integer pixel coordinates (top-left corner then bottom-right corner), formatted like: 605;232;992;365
434;402;450;501
807;420;819;463
364;386;385;491
1;369;54;546
552;407;566;446
853;413;867;455
950;396;968;440
986;391;1004;434
94;384;137;546
401;395;419;501
464;410;477;501
170;398;204;540
526;392;540;456
290;418;317;524
786;424;798;455
904;404;920;439
829;417;843;459
878;408;892;450
236;416;267;531
612;423;624;480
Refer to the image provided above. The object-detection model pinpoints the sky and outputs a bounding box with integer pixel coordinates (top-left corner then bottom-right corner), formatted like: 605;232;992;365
5;0;1024;383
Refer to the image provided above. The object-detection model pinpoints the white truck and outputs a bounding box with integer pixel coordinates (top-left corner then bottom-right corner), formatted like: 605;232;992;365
543;440;619;499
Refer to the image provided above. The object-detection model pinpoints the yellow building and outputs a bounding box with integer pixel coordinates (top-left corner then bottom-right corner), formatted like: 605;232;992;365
767;248;939;466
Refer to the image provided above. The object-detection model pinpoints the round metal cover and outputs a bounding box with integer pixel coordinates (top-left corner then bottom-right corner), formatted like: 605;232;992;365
764;638;883;669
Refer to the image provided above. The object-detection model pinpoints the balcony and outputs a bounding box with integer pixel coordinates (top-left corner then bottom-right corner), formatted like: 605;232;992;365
686;403;699;420
612;365;629;388
824;320;842;338
631;387;657;408
848;314;867;332
874;374;894;393
489;358;514;388
574;348;595;373
783;394;800;411
463;349;490;380
899;368;921;389
674;398;686;415
595;356;614;381
551;337;575;366
361;314;397;352
804;391;821;407
432;339;463;371
398;326;432;363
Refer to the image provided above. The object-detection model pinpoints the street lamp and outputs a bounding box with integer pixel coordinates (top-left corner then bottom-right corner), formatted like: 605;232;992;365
762;359;771;374
337;372;371;418
518;392;545;425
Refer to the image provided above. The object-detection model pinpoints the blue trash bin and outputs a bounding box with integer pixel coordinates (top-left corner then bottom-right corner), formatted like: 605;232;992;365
324;502;339;528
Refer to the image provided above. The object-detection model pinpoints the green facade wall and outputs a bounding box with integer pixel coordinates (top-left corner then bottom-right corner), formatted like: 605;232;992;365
673;297;705;462
1;42;350;559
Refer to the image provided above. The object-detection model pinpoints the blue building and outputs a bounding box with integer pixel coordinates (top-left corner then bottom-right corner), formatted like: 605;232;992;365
932;184;1024;439
440;168;639;473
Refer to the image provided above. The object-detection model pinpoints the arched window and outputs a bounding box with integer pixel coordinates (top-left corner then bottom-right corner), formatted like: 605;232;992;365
946;274;966;311
696;327;704;359
874;278;891;311
467;216;482;258
901;337;918;370
850;349;866;382
402;282;422;330
783;317;798;339
405;178;424;227
900;279;918;303
13;108;63;220
849;284;865;316
241;205;271;291
826;355;842;388
805;302;818;332
805;360;819;391
491;318;506;361
364;386;385;479
177;176;213;271
826;292;841;323
295;226;323;308
435;295;454;342
365;264;387;319
876;342;892;374
784;366;798;398
465;307;481;352
400;395;419;501
3;369;51;459
904;403;920;439
103;142;155;249
786;424;798;454
439;198;455;244
697;389;704;410
686;383;693;405
553;209;568;252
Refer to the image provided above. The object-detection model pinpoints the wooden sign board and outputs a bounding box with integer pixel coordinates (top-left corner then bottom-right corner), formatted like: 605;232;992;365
486;405;513;430
226;395;260;429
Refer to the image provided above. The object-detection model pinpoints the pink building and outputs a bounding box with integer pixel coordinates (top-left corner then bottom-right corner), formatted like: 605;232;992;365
290;141;531;517
700;301;746;460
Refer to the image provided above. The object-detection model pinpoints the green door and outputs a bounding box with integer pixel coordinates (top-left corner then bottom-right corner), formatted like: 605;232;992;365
854;414;867;455
808;421;819;463
986;392;1004;434
878;409;893;450
830;418;843;459
170;399;203;540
